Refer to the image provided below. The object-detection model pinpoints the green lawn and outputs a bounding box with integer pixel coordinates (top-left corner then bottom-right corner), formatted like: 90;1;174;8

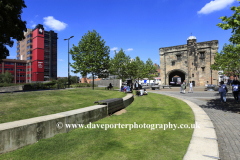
0;93;194;160
0;88;125;124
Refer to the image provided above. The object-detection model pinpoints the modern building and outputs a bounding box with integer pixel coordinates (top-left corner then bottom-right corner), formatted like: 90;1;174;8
0;59;27;83
159;35;219;86
17;24;58;83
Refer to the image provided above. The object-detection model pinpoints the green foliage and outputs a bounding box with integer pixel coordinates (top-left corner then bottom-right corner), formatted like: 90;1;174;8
109;48;130;81
135;56;146;81
0;74;4;83
217;0;240;44
145;58;158;80
126;59;137;80
70;30;110;81
2;71;14;83
0;0;27;60
0;83;26;87
211;43;240;76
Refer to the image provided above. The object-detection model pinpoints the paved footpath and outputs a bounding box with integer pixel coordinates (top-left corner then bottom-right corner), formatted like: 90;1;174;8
149;90;240;160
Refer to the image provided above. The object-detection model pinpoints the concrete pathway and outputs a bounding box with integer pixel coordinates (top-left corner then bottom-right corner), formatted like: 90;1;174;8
149;90;240;160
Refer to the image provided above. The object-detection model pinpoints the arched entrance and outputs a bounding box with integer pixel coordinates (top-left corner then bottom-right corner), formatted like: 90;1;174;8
167;69;186;86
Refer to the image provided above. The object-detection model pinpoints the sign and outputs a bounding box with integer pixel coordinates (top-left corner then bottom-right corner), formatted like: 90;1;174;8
38;26;44;35
38;61;43;68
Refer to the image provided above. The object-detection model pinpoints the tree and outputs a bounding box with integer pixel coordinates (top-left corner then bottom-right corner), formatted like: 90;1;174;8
70;30;110;90
145;58;158;82
0;0;27;60
2;71;14;83
211;43;240;77
217;0;240;44
126;59;138;80
109;48;130;82
135;56;146;82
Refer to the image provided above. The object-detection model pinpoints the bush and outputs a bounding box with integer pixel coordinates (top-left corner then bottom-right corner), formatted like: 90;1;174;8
0;83;26;87
73;83;97;88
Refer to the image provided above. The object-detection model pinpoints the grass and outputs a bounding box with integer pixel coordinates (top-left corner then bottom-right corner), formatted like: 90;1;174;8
0;87;125;124
0;93;194;160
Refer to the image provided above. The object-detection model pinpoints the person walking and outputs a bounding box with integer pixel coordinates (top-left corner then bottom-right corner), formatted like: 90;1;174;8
182;81;186;94
134;81;139;90
180;82;183;93
219;81;227;103
232;80;239;103
188;81;193;93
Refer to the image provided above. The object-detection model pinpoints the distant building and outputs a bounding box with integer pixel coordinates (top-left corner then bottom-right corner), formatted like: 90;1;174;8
16;24;58;83
159;35;219;86
0;59;27;83
154;63;160;77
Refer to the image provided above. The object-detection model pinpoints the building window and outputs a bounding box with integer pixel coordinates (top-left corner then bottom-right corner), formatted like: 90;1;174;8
27;51;32;55
5;68;14;71
17;57;19;60
27;39;32;44
200;52;205;57
17;42;20;46
17;47;20;50
27;45;32;49
17;63;25;66
27;34;32;39
27;56;32;60
177;55;181;60
192;62;193;65
5;62;14;65
17;69;25;71
202;67;205;71
17;52;20;55
172;61;175;66
192;74;194;77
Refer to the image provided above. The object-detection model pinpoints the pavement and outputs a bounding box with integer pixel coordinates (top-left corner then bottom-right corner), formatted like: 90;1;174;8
148;87;240;160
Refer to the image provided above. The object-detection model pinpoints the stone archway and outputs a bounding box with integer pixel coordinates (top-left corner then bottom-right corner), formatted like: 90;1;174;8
167;69;187;86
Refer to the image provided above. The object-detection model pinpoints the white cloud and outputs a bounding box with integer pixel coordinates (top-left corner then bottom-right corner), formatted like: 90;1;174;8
43;16;67;31
31;24;36;28
58;59;64;61
126;48;133;51
198;0;235;14
110;47;118;51
35;15;38;18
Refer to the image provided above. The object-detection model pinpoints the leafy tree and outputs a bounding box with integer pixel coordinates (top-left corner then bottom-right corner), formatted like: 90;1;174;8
217;0;240;44
2;71;14;83
126;59;138;80
109;48;130;82
0;74;4;83
70;30;110;89
145;58;158;81
211;43;240;76
135;56;146;82
0;0;27;60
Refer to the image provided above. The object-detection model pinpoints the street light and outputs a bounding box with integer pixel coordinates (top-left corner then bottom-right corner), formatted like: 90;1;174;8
64;36;74;88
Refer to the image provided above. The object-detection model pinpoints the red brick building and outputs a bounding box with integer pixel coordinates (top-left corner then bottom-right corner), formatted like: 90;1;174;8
0;59;27;83
17;24;58;83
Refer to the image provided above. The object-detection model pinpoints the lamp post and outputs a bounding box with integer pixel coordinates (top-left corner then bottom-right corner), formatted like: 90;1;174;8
64;36;74;88
90;51;96;90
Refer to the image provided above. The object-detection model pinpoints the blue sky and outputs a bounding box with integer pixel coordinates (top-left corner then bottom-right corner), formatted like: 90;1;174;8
7;0;238;78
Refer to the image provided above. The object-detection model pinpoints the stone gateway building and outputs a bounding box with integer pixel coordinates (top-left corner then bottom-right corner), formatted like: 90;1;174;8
159;36;219;86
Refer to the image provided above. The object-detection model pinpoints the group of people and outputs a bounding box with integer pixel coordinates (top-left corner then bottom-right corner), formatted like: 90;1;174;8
180;80;194;94
219;78;240;103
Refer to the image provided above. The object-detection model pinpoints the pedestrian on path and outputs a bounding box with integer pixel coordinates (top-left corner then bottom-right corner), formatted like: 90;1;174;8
180;82;183;93
182;81;186;94
219;81;227;103
188;81;193;93
232;80;239;103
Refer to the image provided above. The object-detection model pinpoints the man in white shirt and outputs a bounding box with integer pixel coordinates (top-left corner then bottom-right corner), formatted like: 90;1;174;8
188;81;193;93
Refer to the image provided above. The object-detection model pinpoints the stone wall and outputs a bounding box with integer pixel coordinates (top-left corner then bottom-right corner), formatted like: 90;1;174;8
90;79;122;88
160;39;219;86
0;93;133;154
0;85;24;92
